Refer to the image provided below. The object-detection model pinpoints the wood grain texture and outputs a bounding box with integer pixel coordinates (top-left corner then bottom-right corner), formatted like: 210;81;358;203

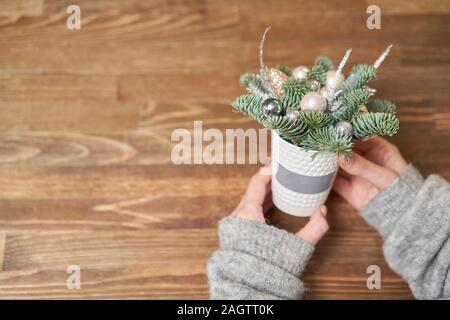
0;0;449;300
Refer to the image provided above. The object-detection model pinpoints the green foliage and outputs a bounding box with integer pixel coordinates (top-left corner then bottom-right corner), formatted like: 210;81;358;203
280;79;309;110
366;99;396;113
333;88;371;121
266;116;309;144
239;73;267;94
232;94;266;125
342;64;376;92
308;64;327;85
299;127;353;158
276;64;292;76
352;112;399;140
314;56;334;71
299;110;333;129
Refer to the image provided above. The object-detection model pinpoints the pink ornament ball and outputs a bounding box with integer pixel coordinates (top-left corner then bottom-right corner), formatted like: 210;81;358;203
300;92;327;112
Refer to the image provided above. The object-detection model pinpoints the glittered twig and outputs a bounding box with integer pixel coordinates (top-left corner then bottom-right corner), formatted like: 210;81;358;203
373;44;393;69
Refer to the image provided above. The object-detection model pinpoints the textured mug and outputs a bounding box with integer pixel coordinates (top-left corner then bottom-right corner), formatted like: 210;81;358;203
271;131;338;217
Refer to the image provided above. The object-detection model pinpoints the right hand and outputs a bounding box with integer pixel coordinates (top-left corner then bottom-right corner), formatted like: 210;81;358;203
333;137;407;210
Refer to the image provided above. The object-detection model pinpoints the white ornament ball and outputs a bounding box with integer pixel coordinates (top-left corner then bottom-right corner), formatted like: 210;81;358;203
319;86;329;97
286;109;300;120
335;121;353;135
300;92;327;112
359;104;369;113
326;70;345;91
292;66;309;81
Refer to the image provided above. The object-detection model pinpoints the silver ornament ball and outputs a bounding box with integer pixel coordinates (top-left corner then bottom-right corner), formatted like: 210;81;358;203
262;98;282;117
306;79;321;91
286;109;300;120
335;121;353;135
292;66;309;81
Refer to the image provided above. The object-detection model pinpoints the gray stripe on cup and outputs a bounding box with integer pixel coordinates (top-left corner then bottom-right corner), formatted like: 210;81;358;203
276;164;336;194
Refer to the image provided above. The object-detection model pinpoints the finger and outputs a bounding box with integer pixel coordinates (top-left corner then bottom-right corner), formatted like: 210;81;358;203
296;206;329;246
262;191;274;214
333;173;379;210
354;137;407;174
338;153;397;190
242;165;272;207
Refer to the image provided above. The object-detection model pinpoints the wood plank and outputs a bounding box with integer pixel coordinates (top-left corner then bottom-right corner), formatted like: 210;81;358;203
0;75;117;102
0;0;44;16
0;101;140;132
0;234;5;271
368;0;450;14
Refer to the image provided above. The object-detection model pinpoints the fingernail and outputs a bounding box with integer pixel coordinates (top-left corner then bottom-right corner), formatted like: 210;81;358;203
320;206;327;217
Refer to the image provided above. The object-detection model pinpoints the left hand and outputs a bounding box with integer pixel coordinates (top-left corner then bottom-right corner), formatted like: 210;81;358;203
231;165;329;246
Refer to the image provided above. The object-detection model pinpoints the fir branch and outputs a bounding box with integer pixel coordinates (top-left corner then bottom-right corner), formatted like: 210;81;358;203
352;112;399;139
299;110;333;129
314;56;334;71
333;88;371;121
276;64;292;76
366;99;396;113
280;78;309;110
299;127;353;158
240;73;267;93
308;64;327;85
232;94;266;125
266;116;308;143
342;64;376;92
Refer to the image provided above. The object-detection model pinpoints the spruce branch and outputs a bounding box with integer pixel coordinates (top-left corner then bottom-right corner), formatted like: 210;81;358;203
314;56;334;71
276;64;292;76
266;116;308;143
299;110;333;129
366;99;396;113
299;127;353;158
240;73;268;93
342;64;376;92
352;112;399;139
308;64;327;85
333;88;371;121
280;78;309;110
232;94;266;125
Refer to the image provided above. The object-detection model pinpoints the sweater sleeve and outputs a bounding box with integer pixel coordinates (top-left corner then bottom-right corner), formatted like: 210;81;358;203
360;164;450;299
207;216;314;300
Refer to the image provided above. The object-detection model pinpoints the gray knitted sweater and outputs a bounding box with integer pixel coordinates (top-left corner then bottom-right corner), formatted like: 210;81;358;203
207;165;450;299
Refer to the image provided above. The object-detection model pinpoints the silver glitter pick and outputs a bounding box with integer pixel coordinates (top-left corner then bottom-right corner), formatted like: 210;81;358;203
326;48;352;105
373;44;393;69
258;26;276;97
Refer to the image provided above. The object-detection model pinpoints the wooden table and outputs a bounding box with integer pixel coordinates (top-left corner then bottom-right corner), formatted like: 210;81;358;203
0;0;449;299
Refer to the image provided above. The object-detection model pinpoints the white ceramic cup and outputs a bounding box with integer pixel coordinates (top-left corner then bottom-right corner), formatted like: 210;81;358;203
271;131;338;217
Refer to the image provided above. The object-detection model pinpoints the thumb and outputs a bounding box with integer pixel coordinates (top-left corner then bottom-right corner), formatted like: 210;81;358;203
296;206;329;246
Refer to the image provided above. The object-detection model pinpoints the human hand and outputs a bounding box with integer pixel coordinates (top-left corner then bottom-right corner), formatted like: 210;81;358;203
333;137;407;210
231;165;329;245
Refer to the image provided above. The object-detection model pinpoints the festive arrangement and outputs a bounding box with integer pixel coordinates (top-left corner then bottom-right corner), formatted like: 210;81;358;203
232;28;400;217
232;28;399;159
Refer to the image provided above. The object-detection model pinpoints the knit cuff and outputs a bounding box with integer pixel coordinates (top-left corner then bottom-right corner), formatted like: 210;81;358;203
219;216;315;277
360;164;424;238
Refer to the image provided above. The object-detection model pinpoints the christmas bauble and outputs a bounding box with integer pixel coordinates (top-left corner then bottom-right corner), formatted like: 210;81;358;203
326;70;345;91
300;92;327;112
292;66;309;81
359;104;369;112
262;98;282;117
319;86;329;97
335;121;353;135
269;68;289;97
306;79;321;91
286;109;300;120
